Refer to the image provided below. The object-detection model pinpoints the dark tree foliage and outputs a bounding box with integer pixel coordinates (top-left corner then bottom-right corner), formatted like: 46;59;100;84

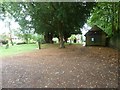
1;2;95;48
28;2;95;48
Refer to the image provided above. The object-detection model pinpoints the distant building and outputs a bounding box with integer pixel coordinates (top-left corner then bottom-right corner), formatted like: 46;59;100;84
67;34;83;44
75;34;83;44
12;36;24;44
85;25;107;46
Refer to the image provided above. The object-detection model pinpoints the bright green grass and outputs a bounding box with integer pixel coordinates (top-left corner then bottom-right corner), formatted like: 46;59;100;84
0;43;57;57
0;43;82;57
0;44;38;57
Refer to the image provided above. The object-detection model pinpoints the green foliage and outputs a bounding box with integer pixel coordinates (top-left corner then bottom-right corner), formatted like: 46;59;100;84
69;34;76;41
0;3;5;20
1;2;95;48
32;34;45;44
14;28;34;43
87;2;119;36
28;2;95;47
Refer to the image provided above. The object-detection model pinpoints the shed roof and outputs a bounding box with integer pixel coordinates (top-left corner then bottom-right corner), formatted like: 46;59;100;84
85;25;106;36
89;25;103;31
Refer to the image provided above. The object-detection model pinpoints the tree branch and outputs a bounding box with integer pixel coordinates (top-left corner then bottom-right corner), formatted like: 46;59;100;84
50;3;57;11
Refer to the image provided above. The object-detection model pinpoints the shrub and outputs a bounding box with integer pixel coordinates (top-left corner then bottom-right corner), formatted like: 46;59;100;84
1;40;8;44
16;42;27;45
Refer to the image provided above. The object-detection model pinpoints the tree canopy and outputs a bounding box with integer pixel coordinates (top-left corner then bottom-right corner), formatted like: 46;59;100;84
1;2;95;48
87;2;120;36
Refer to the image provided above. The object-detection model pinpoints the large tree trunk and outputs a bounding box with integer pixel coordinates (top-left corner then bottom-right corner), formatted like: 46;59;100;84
8;22;14;46
118;2;120;33
44;32;49;43
59;32;65;48
58;21;65;48
44;32;53;43
49;33;53;43
10;37;14;45
64;37;68;43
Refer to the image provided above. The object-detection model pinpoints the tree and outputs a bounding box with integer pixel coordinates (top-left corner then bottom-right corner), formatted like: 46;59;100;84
0;3;5;20
7;22;14;46
1;2;35;44
0;4;14;45
27;2;95;48
87;2;119;36
1;2;95;48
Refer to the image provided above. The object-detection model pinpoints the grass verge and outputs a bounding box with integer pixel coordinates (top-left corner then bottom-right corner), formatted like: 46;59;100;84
0;44;38;57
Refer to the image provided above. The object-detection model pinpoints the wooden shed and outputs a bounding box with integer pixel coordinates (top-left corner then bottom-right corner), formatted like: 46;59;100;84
85;25;107;46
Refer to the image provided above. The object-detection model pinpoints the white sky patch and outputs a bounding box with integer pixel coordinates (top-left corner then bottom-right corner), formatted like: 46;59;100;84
0;20;20;34
0;20;9;34
81;23;91;35
81;23;91;42
25;16;31;21
0;19;91;36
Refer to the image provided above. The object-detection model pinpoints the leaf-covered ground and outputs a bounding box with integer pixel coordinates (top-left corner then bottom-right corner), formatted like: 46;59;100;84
1;44;119;88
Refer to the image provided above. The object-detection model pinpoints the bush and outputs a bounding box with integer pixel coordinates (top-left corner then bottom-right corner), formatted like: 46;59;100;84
16;42;27;45
1;40;8;44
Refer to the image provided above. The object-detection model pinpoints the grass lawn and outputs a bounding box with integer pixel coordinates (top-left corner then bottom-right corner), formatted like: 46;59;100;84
0;44;39;57
0;43;82;57
0;43;56;57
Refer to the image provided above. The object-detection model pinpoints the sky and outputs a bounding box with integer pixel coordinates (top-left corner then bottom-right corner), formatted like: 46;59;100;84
0;19;20;34
81;23;91;35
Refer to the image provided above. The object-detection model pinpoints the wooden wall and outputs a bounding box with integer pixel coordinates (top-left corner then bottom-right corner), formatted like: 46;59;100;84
86;32;106;46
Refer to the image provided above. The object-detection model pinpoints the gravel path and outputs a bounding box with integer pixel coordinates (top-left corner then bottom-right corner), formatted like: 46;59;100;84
1;45;119;88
